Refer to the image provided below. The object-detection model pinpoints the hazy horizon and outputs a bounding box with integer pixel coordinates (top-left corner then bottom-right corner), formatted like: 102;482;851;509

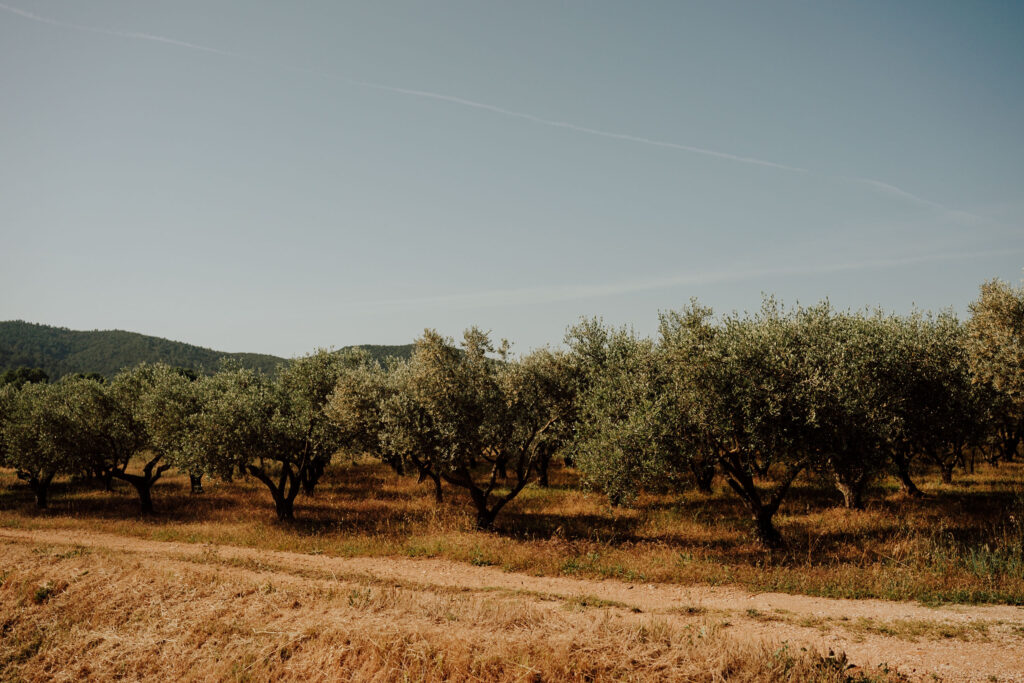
3;1;1022;357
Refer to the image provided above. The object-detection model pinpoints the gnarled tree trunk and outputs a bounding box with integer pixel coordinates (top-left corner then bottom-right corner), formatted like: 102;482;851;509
890;450;923;497
717;451;802;549
113;455;171;515
247;463;301;522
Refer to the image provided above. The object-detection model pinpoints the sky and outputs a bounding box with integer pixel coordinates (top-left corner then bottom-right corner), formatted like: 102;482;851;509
1;1;1022;357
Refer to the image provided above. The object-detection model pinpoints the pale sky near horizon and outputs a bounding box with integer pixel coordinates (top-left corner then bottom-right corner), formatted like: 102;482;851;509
1;1;1022;357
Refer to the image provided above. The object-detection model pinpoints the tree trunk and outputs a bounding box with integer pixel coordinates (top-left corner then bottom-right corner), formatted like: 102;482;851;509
189;473;204;494
112;456;169;515
834;477;864;510
468;487;495;530
129;479;154;515
113;474;155;514
274;492;295;521
940;463;954;484
717;451;801;549
832;465;867;510
28;472;53;509
90;467;115;492
691;459;715;494
431;473;443;503
1001;433;1020;462
475;508;497;531
247;464;301;522
891;452;923;497
300;456;327;496
465;479;528;531
754;508;784;549
537;447;552;488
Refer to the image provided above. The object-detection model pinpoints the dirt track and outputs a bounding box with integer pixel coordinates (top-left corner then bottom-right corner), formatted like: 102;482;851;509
2;527;1023;681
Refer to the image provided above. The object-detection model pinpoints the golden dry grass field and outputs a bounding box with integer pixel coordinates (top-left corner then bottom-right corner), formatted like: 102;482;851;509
1;460;1024;680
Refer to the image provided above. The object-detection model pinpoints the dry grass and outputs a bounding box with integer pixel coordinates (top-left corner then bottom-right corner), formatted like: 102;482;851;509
1;458;1023;606
0;541;882;682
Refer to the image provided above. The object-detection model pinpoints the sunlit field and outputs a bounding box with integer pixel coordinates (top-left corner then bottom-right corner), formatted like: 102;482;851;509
0;539;891;682
3;457;1022;607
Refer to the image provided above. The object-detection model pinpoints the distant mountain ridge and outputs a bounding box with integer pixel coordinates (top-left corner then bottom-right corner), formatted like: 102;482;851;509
0;321;414;379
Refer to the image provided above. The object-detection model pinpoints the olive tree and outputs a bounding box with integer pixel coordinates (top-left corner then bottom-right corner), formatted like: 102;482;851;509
195;357;357;521
566;321;702;506
277;349;358;496
329;329;569;529
800;307;901;509
0;384;13;465
659;299;817;548
968;278;1024;462
192;365;302;520
56;374;146;493
107;363;201;514
884;313;983;488
0;381;82;508
521;348;577;488
329;354;449;502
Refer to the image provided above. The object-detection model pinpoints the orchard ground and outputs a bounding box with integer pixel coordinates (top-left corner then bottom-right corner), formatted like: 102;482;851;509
1;460;1023;680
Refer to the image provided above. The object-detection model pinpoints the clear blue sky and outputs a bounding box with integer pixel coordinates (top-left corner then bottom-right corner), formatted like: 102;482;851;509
2;1;1022;357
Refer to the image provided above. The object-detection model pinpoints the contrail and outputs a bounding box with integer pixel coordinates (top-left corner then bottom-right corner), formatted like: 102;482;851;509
338;79;808;172
0;2;237;56
0;2;817;175
0;2;805;172
336;247;1021;310
843;176;982;225
0;2;978;219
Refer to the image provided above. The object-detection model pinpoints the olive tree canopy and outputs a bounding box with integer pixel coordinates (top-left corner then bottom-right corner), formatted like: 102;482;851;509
328;328;570;529
968;278;1024;462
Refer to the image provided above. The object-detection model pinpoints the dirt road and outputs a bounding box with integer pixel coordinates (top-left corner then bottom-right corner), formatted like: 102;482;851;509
2;527;1022;681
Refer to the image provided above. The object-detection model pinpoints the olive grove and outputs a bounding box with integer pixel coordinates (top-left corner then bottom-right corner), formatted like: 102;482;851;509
1;279;1022;546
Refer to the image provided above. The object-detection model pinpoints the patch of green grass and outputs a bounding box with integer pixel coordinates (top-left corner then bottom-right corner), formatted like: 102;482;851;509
562;594;637;612
31;582;55;604
844;617;991;642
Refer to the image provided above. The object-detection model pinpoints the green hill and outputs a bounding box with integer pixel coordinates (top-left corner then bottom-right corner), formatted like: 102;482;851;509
0;321;414;379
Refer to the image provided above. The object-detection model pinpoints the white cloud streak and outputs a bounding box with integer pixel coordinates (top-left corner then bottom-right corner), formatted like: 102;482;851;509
0;2;982;222
337;79;809;172
0;2;237;56
337;248;1020;311
0;2;806;173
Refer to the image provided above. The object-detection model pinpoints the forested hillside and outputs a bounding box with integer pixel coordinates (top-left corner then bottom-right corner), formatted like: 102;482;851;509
0;321;413;379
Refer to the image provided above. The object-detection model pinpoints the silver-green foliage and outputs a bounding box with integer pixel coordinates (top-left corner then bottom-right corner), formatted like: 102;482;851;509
968;278;1024;462
566;320;687;506
0;379;96;507
103;363;202;512
659;299;816;547
194;350;366;520
328;328;570;529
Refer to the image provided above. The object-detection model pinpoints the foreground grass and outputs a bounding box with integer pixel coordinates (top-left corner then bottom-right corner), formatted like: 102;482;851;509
1;459;1023;606
0;541;884;682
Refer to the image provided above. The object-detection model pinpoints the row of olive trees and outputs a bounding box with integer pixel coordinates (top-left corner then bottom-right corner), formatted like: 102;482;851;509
566;280;1024;547
0;331;575;527
1;279;1021;545
0;350;363;520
